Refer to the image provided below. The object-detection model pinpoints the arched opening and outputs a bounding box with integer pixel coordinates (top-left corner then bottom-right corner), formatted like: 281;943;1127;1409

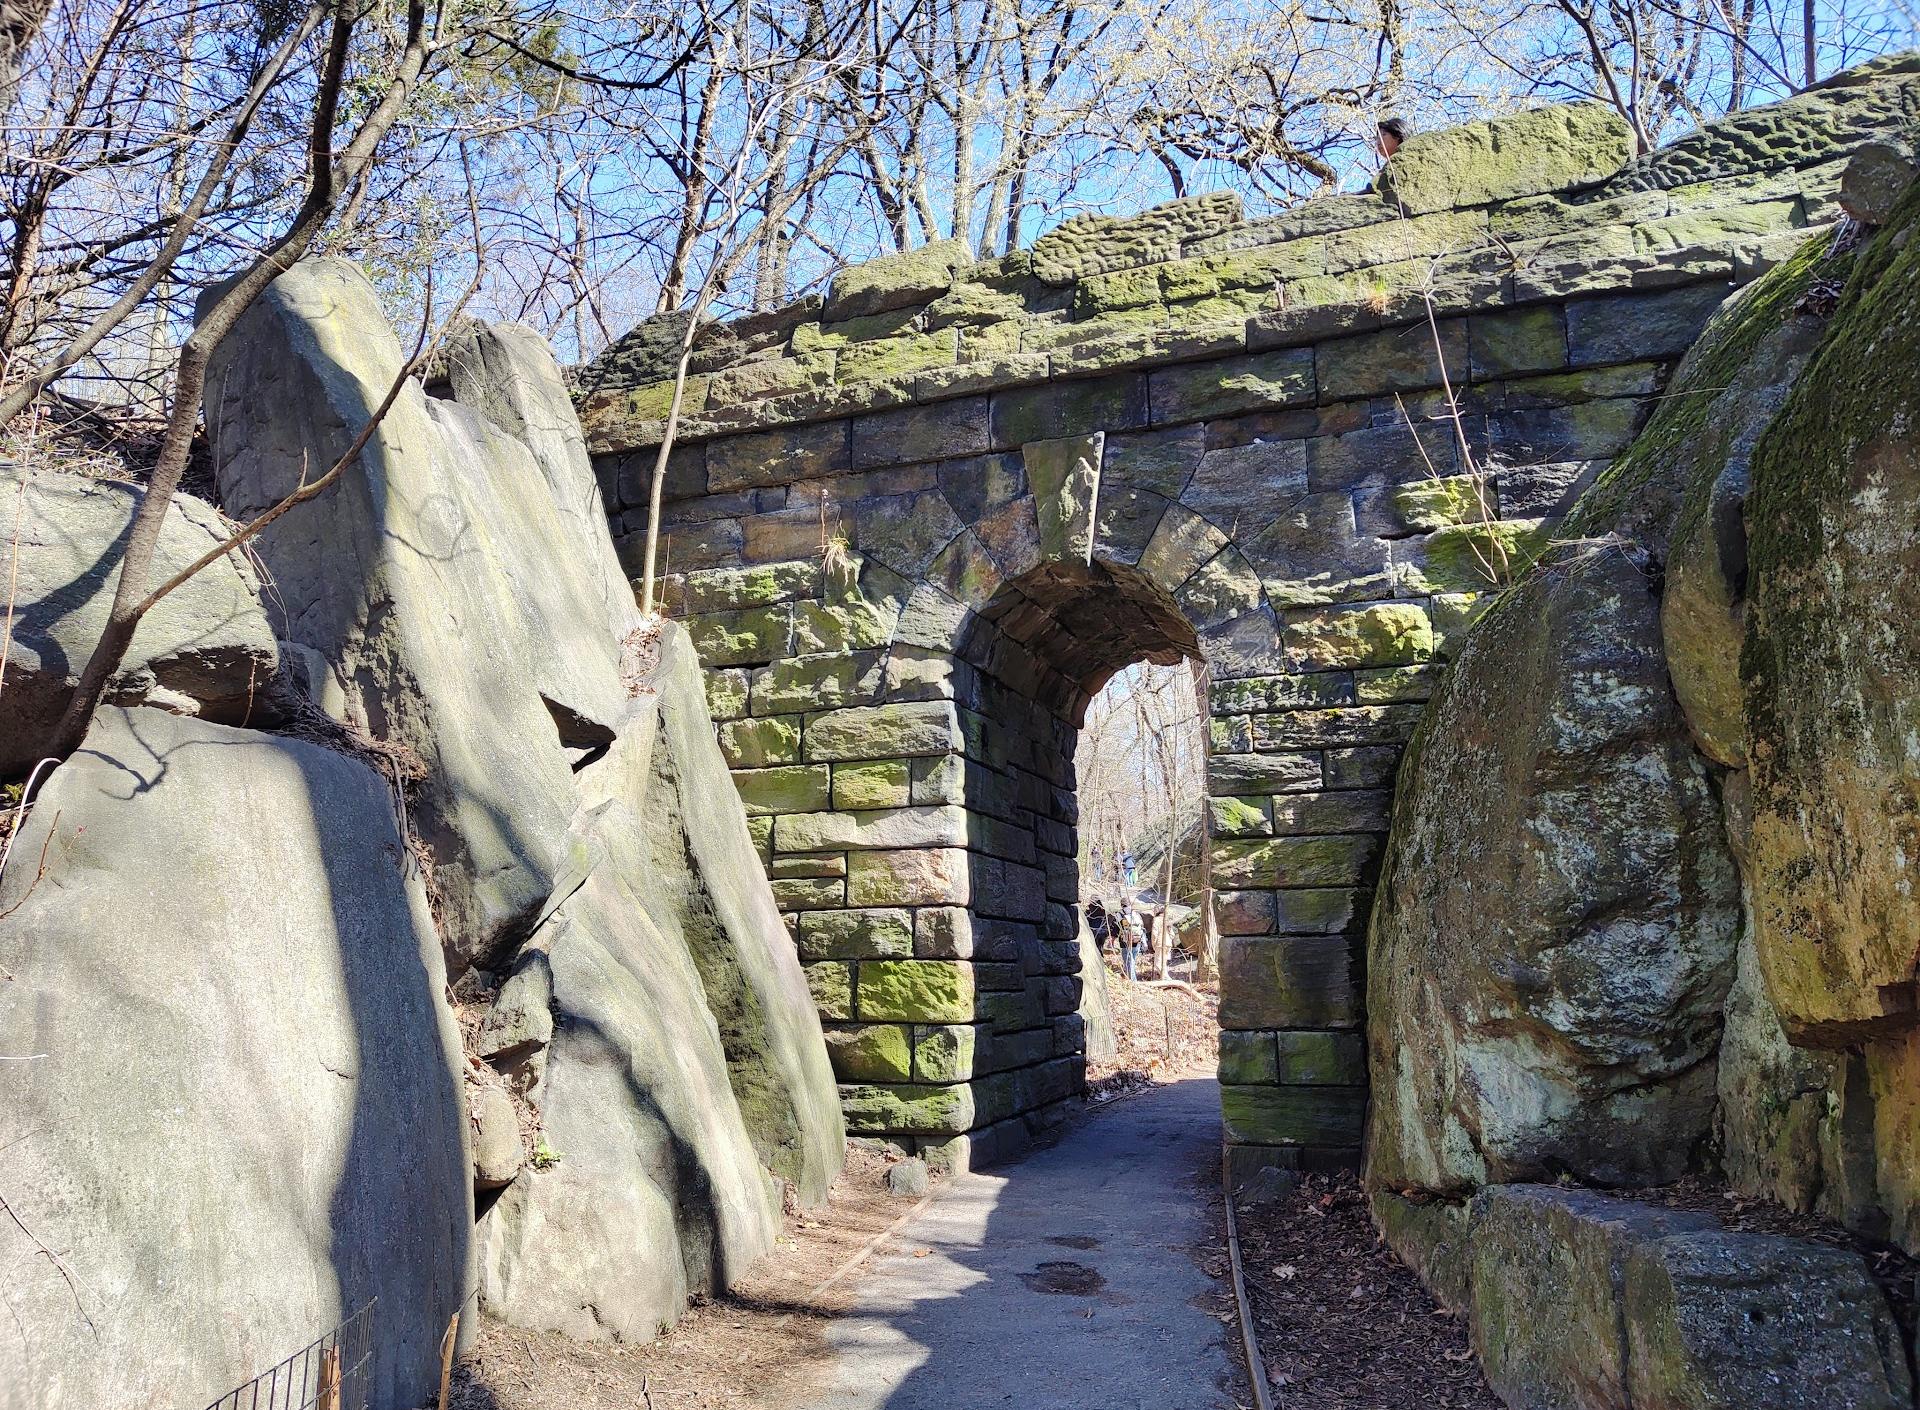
948;559;1210;1163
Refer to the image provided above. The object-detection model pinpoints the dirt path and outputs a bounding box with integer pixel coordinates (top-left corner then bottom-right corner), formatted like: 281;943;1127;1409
790;1075;1246;1410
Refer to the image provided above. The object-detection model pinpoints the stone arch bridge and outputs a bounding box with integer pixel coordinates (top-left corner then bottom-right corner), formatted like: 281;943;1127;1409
577;58;1920;1173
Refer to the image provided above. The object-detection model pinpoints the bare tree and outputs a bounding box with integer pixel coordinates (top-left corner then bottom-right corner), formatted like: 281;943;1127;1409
44;0;438;756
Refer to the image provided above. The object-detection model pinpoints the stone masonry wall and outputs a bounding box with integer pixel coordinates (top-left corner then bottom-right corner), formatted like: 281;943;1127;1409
579;56;1920;1171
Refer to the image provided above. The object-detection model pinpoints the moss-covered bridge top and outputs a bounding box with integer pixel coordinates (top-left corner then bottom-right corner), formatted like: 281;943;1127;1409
579;53;1918;465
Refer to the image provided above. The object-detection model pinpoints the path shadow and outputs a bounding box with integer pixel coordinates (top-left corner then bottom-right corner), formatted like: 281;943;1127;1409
810;1077;1244;1410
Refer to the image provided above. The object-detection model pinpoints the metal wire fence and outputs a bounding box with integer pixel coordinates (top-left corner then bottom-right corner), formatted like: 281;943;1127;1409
202;1299;377;1410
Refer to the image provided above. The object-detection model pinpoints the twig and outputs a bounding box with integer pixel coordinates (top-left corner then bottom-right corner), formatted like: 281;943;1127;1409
0;1185;94;1334
0;809;60;923
0;456;27;701
0;757;60;882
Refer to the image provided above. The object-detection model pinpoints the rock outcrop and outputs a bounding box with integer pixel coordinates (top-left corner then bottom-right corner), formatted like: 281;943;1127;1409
0;708;469;1410
1366;540;1739;1192
202;258;843;1342
0;464;278;777
1376;1185;1913;1410
204;260;616;968
1369;150;1920;1409
643;625;846;1203
1743;183;1920;1048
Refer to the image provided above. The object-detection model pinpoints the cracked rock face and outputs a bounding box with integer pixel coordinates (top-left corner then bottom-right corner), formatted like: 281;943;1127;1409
1365;545;1740;1194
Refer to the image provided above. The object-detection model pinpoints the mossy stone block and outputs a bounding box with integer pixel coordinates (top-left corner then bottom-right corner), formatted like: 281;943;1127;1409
838;1080;976;1135
1430;592;1490;656
1219;931;1363;1028
1210;796;1272;838
1355;664;1443;703
824;237;972;321
707;420;851;491
989;372;1147;447
730;764;831;815
1470;306;1568;379
1389;475;1495;532
1319;319;1469;401
838;329;959;386
718;716;800;767
687;605;791;666
1208;752;1323;794
848;847;970;906
1284;602;1434;669
858;959;976;1023
1378;101;1634;214
1074;266;1164;317
825;1024;914;1081
806;961;854;1020
913;1024;978;1082
1024;432;1103;564
793;600;894;654
706;352;833;407
804;702;961;762
705;668;750;721
750;651;885;714
618;373;712;423
833;760;912;810
1275;1031;1367;1085
773;877;845;911
1214;834;1382;890
1221;1084;1366;1147
1147;348;1313;424
1401;521;1551;594
797;908;914;960
770;852;847;880
925;280;1027;330
1219;1031;1280;1085
674;561;822;613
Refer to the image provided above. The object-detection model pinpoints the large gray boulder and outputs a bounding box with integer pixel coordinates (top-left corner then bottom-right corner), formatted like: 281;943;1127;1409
1364;238;1857;1198
480;622;844;1330
0;465;277;777
1742;180;1920;1048
1660;273;1832;769
201;259;844;1345
1366;545;1739;1192
0;708;470;1410
1378;1184;1912;1410
443;321;640;644
202;259;621;965
641;625;844;1204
